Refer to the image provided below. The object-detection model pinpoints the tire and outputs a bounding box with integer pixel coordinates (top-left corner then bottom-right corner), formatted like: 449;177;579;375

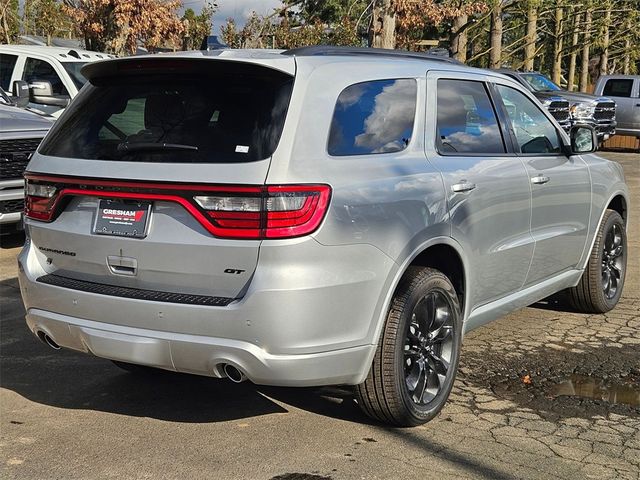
568;209;627;313
111;360;164;376
355;267;462;427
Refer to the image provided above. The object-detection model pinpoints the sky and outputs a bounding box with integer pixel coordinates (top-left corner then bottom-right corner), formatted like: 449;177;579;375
19;0;284;39
185;0;284;38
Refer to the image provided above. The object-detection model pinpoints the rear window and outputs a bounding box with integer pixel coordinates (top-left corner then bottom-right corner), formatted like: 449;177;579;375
39;62;294;163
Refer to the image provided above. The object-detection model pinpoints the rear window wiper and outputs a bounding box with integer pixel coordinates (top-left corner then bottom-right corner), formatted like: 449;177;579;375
117;142;198;153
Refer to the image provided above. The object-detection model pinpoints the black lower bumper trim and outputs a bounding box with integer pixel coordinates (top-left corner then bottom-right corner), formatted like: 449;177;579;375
36;274;234;307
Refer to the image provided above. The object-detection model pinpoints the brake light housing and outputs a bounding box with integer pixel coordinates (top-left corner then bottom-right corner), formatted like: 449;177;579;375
24;175;331;240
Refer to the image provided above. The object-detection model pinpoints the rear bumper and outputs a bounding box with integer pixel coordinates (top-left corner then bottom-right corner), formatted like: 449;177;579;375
18;233;396;386
24;308;374;386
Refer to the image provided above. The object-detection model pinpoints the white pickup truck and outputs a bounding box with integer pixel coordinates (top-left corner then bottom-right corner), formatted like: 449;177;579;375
0;45;114;118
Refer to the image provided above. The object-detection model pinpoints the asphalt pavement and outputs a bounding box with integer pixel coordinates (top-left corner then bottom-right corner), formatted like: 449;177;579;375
1;151;638;480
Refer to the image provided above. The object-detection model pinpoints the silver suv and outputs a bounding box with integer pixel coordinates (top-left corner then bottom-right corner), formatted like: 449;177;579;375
19;47;629;427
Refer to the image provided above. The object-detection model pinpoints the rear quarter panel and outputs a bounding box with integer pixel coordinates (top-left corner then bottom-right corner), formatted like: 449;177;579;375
265;58;451;346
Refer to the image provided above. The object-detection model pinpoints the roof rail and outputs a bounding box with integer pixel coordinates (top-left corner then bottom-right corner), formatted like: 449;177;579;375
281;45;461;65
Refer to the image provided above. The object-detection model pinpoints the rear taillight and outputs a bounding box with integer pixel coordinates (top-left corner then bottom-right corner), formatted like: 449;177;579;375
25;180;59;221
24;175;331;240
194;185;331;239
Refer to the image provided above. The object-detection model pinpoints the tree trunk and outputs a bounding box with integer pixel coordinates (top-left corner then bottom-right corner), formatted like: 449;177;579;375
567;12;580;91
489;2;502;69
451;14;468;63
551;7;563;85
623;27;631;75
523;2;537;71
579;9;592;93
369;0;395;49
599;3;611;77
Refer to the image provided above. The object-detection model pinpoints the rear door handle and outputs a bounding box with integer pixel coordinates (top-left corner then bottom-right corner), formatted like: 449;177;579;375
451;181;477;193
531;175;550;185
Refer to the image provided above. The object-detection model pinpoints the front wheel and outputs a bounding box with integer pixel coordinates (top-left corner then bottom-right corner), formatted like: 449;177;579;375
568;209;627;313
355;267;462;427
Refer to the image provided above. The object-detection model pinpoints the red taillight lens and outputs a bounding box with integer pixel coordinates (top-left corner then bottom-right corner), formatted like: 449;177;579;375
25;180;59;221
265;185;330;238
194;185;331;239
24;175;331;240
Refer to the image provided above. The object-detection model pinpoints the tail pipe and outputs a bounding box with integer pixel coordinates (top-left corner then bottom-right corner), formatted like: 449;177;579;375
223;364;247;383
36;331;61;350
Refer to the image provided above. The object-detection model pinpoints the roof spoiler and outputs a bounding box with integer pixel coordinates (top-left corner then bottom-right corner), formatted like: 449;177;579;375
281;45;461;65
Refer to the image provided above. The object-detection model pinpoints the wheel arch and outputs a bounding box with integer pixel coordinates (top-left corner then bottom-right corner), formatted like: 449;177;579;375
607;194;628;225
408;244;466;316
370;237;470;349
578;190;629;272
356;237;469;386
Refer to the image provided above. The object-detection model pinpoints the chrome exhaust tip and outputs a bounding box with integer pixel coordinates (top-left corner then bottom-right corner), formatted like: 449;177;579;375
37;331;61;350
223;364;247;383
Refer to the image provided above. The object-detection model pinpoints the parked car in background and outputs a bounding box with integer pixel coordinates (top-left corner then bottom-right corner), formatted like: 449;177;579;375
18;47;629;427
497;69;571;132
0;45;114;117
500;70;617;143
594;75;640;138
0;87;52;230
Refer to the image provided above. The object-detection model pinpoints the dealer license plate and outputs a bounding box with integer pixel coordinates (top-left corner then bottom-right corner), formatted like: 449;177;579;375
94;199;151;238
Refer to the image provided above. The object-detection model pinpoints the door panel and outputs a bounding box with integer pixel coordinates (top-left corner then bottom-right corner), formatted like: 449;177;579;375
432;157;534;306
427;76;534;308
522;155;591;284
492;84;591;285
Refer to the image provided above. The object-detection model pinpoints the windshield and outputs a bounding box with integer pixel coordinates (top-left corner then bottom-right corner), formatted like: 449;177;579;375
0;87;10;105
39;62;294;163
520;73;562;93
61;62;88;90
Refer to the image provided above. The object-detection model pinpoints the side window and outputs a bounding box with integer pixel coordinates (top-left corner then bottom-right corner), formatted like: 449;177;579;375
328;79;417;156
98;98;146;140
22;57;68;96
495;85;562;155
436;79;505;154
602;79;634;98
0;54;18;91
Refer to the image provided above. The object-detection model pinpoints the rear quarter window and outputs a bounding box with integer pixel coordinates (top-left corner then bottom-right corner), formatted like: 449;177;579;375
328;79;417;156
39;62;294;163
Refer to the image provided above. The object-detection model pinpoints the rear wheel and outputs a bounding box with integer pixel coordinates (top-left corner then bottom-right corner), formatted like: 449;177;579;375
355;267;462;427
568;209;627;313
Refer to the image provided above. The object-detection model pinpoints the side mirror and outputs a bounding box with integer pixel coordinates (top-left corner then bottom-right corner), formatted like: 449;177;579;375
11;80;30;107
567;125;597;155
29;80;69;107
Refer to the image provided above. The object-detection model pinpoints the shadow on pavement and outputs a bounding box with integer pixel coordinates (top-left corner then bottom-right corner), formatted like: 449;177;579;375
1;281;288;423
260;388;515;479
530;292;584;314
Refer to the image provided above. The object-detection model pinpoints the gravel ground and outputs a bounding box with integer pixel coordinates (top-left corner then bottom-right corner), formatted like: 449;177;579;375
0;151;638;480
